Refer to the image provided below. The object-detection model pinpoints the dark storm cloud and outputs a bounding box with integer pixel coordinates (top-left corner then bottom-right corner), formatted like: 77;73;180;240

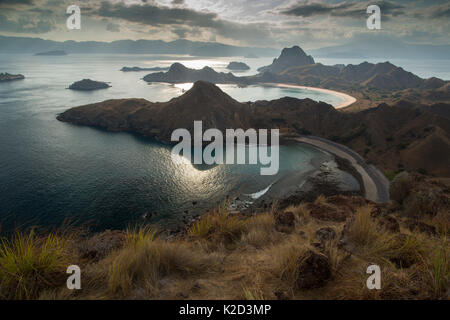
429;3;450;18
280;1;405;18
94;1;272;44
96;1;218;28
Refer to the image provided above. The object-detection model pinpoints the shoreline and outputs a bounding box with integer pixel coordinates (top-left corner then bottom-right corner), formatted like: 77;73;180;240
264;82;357;109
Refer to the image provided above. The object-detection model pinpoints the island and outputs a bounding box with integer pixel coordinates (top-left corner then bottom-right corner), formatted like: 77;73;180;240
120;66;170;72
35;50;67;56
57;80;450;178
0;72;25;82
68;79;111;91
143;63;240;84
226;61;250;71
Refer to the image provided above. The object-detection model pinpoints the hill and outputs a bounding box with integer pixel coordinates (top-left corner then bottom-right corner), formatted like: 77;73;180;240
143;63;242;84
58;81;450;176
257;46;315;73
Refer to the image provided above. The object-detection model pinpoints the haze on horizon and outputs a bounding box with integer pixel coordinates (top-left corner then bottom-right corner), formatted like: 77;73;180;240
0;0;449;51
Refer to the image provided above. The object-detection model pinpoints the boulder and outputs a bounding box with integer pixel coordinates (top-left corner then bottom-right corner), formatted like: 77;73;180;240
275;211;295;233
315;227;337;242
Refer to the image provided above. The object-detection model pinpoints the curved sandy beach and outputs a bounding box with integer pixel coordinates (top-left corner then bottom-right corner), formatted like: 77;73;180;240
294;136;390;203
265;83;357;109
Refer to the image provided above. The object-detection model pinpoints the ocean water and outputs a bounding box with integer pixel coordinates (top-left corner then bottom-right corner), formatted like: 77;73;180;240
0;54;355;232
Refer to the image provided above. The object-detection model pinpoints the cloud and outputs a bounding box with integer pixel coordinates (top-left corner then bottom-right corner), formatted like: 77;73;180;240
429;3;450;18
96;1;218;28
0;0;33;4
171;0;184;6
93;1;274;44
279;1;405;19
0;13;53;33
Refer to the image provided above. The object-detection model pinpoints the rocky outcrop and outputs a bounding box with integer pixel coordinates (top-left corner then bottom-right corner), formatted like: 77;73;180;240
68;79;111;91
315;227;337;242
0;72;25;82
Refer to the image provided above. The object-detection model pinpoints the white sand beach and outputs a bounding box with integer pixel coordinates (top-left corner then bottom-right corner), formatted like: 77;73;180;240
266;83;357;109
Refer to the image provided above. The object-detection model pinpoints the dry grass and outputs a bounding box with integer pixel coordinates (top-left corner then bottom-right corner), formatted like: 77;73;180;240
106;238;221;298
1;194;448;300
0;230;71;299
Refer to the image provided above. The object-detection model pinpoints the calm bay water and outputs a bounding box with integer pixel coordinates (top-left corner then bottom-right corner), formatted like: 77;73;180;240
0;54;357;232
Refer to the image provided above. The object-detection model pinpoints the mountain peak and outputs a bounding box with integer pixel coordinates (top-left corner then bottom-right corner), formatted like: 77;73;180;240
280;45;307;57
259;45;315;74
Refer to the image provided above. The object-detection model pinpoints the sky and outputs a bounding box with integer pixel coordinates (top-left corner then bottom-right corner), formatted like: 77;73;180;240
0;0;449;49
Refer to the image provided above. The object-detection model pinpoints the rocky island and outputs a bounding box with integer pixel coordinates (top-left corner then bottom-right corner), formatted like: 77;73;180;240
35;50;67;56
142;45;449;111
143;63;240;84
120;66;169;72
68;79;111;91
226;61;250;71
0;72;25;82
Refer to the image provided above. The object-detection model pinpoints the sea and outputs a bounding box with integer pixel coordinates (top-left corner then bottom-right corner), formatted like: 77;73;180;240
0;53;447;232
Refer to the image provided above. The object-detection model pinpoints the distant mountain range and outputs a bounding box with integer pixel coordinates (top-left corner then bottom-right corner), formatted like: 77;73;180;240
309;37;450;60
0;35;278;57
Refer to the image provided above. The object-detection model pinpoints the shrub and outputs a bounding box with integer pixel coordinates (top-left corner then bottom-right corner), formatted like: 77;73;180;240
108;240;217;297
389;172;414;204
404;190;441;218
188;208;246;244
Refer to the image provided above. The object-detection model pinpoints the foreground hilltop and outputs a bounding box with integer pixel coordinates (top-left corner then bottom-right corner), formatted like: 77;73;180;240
57;81;450;177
